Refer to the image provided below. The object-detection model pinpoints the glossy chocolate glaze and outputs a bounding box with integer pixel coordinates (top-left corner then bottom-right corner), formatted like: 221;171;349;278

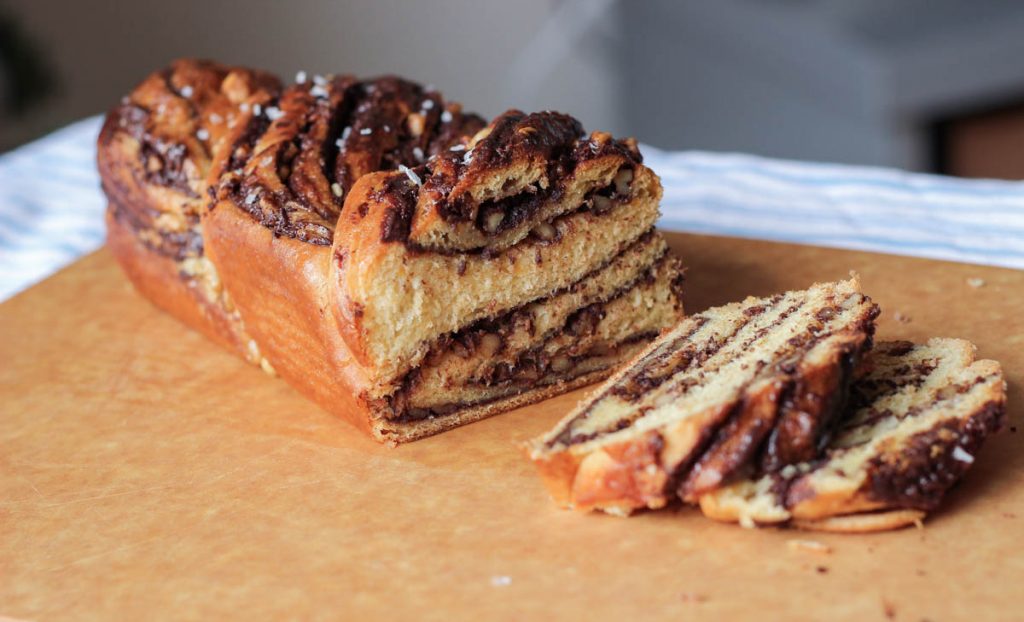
218;75;484;245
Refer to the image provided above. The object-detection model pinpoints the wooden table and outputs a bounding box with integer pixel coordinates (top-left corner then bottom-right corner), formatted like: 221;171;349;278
2;233;1021;621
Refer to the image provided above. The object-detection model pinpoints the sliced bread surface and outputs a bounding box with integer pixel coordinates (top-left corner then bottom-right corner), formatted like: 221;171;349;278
528;277;878;514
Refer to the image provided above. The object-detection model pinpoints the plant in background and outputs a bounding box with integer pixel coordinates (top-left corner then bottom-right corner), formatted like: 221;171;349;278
0;9;55;116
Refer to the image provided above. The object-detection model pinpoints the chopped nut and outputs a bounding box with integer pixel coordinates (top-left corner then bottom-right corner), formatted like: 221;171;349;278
331;182;343;198
479;333;502;356
787;539;832;554
532;222;557;241
592;195;613;213
551;354;571;372
469;126;491;147
483;210;505;233
614;167;634;196
406;112;425;137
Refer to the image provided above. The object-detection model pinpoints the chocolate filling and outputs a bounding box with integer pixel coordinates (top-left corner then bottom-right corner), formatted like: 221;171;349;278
374;238;673;421
412;228;662;370
391;333;657;424
223;76;484;245
107;199;203;262
862;398;1003;510
776;370;1003;512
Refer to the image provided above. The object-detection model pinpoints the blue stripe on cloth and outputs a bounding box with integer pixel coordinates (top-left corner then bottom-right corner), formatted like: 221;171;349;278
0;116;106;300
643;145;1024;271
1;116;1021;302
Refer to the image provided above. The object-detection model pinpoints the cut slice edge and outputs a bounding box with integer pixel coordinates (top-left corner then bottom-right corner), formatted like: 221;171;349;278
527;277;878;514
699;338;1007;530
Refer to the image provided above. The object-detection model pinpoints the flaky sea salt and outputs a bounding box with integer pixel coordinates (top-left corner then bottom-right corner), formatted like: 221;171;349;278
196;128;210;141
295;70;307;84
399;164;422;186
180;85;194;97
265;106;284;121
360;128;372;135
490;575;511;587
440;110;453;123
952;446;975;464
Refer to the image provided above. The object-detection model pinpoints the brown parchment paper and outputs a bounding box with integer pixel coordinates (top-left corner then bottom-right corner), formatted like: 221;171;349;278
1;233;1021;621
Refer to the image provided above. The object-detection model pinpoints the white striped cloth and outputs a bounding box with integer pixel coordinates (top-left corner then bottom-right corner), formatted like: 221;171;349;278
1;116;1022;302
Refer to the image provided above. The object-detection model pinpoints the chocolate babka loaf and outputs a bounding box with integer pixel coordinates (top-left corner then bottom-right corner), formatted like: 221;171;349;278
528;278;878;515
98;59;684;443
699;339;1006;532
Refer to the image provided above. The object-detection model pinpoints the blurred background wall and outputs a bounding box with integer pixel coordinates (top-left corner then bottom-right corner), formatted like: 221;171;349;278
5;0;1024;176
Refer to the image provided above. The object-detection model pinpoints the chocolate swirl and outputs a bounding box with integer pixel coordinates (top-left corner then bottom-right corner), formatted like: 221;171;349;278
216;76;485;246
98;59;281;260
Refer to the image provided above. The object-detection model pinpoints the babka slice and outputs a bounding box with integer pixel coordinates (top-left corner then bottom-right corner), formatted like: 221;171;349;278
527;278;878;515
699;339;1007;532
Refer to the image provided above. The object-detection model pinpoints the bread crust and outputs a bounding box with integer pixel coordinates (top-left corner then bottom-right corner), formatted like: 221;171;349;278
793;510;925;533
106;205;252;359
203;196;376;436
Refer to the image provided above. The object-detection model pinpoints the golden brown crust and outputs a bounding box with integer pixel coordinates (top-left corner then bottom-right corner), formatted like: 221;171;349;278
106;206;252;360
793;510;925;533
202;195;375;436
